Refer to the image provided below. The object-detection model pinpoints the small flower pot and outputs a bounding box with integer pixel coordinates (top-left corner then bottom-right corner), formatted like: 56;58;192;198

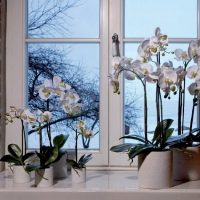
35;166;53;187
13;165;30;184
173;146;200;181
71;167;86;183
53;154;68;179
138;151;172;189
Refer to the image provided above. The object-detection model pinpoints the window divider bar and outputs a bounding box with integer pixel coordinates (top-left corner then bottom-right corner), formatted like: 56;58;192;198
25;38;101;43
123;38;196;43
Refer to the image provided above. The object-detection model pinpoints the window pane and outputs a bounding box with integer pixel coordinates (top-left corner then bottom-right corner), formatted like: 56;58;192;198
124;43;197;140
124;0;197;38
28;0;100;38
27;43;100;150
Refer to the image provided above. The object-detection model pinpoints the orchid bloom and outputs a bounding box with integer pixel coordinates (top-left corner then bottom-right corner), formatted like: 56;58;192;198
175;66;187;86
188;40;200;64
77;120;93;139
37;110;52;123
187;65;200;80
188;81;200;97
174;49;189;61
137;39;152;62
158;67;177;93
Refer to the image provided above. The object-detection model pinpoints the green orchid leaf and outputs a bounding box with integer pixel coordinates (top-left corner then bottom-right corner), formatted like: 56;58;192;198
78;154;92;167
152;119;173;144
166;132;189;145
66;159;80;169
164;128;174;144
0;154;21;165
22;152;35;162
53;134;69;149
120;135;148;144
128;144;155;160
25;164;40;172
8;144;22;160
110;143;134;152
45;147;59;166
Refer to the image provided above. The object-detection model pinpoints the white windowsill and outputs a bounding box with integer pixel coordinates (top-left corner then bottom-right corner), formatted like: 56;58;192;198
0;170;200;200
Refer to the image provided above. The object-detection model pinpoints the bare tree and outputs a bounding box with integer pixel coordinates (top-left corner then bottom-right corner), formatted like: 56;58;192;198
27;0;141;148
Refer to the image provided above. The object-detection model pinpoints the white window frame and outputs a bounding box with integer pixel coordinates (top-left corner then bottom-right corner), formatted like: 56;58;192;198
108;0;200;166
6;0;200;167
6;0;109;166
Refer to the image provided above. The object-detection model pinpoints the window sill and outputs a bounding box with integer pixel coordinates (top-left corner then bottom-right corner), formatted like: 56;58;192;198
0;170;200;200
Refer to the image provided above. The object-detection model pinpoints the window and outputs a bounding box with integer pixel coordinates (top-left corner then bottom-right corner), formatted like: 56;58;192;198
6;0;199;167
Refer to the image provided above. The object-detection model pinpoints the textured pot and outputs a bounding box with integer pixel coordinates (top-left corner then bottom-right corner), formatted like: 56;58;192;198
138;151;172;189
35;166;53;187
71;167;86;183
13;165;30;184
53;154;68;179
173;146;200;181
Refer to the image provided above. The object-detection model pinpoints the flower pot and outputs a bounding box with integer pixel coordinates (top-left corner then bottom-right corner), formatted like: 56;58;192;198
173;146;200;181
138;151;172;189
13;165;30;184
71;167;86;183
53;154;68;179
35;166;53;187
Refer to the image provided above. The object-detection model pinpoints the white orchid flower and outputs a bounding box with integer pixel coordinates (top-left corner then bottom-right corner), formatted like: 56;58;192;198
71;103;82;115
38;87;53;100
155;27;168;46
42;111;52;123
22;109;35;124
187;65;200;80
77;120;93;139
37;110;45;123
62;91;80;104
175;49;189;61
124;70;135;80
188;81;200;96
175;66;187;85
159;67;177;91
137;39;151;62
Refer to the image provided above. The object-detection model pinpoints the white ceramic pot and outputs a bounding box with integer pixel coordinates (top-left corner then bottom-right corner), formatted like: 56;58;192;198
35;166;53;187
53;154;68;179
138;151;172;189
13;165;30;184
173;146;200;181
71;167;86;183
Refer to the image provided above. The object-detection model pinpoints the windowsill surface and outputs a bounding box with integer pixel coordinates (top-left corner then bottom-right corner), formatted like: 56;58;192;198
0;170;200;200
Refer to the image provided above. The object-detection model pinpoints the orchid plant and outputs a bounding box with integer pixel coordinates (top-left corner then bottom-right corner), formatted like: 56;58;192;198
67;120;93;170
110;27;200;161
33;76;82;169
0;106;36;172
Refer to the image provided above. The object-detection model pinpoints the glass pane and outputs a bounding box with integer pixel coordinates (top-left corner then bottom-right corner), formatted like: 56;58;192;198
28;0;100;38
124;0;197;38
124;43;197;141
27;43;100;150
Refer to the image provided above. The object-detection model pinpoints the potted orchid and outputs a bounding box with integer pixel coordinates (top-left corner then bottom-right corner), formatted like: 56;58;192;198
67;120;93;183
110;27;200;188
35;75;82;180
0;106;36;183
30;75;81;186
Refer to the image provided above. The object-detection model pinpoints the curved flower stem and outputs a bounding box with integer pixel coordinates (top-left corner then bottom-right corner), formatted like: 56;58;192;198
189;97;196;137
46;100;52;147
75;129;78;163
159;88;164;147
39;124;43;166
178;85;182;135
116;68;148;142
144;80;148;143
21;120;24;156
